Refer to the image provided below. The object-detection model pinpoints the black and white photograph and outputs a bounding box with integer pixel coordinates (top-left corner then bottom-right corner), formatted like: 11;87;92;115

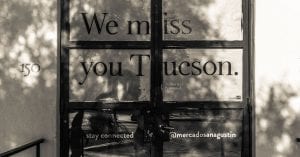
1;0;300;157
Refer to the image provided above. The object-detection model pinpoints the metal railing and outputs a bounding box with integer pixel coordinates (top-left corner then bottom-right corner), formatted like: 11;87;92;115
0;139;44;157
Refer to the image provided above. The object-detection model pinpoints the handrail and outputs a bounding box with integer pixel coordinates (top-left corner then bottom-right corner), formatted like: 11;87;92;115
0;139;45;157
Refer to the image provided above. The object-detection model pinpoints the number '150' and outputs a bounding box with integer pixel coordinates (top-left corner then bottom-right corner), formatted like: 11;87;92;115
20;63;40;76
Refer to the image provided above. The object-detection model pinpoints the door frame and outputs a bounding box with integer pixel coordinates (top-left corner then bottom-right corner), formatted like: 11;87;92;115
58;0;254;156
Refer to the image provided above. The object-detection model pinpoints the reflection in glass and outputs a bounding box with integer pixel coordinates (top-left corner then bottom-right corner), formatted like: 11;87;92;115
163;49;243;101
69;111;150;156
164;110;243;157
163;0;243;40
69;49;150;102
69;0;151;41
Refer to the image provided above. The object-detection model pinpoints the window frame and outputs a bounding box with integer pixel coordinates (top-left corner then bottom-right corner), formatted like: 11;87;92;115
59;0;253;156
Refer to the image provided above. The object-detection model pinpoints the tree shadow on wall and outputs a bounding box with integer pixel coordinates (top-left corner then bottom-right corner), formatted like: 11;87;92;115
0;0;56;155
256;83;300;157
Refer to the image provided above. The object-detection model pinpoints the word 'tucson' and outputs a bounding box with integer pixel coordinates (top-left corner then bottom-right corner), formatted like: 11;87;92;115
77;54;237;85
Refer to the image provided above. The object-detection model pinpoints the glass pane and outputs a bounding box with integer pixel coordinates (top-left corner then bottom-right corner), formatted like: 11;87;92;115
69;111;150;156
69;49;150;102
69;0;151;41
163;0;243;40
164;110;243;156
163;49;243;101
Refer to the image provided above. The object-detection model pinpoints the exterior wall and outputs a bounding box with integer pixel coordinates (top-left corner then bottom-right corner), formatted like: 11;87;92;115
0;0;57;157
255;0;300;156
1;0;300;157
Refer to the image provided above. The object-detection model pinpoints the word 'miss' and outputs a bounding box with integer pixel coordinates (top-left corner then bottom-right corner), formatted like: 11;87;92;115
80;12;192;35
78;54;236;85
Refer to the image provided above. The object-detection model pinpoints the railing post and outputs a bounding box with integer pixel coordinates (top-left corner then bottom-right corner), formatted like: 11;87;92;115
36;144;40;157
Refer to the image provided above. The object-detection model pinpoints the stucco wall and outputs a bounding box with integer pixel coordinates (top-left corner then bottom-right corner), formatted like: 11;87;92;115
255;0;300;156
1;0;300;157
0;0;57;156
